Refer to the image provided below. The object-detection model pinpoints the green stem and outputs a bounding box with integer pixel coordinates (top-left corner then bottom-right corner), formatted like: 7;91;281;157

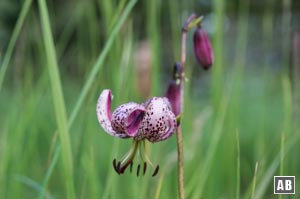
176;126;184;199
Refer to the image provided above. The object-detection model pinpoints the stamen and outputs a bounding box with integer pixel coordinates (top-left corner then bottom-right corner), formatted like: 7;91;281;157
112;140;139;175
112;159;119;174
130;161;133;173
143;162;147;176
137;164;141;176
112;140;161;177
152;165;160;177
140;140;154;167
117;161;121;174
120;141;139;165
119;160;131;174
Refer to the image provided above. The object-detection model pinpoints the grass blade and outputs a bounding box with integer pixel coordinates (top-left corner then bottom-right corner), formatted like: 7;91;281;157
236;129;240;199
13;175;55;199
251;162;258;199
38;0;137;196
38;145;60;199
0;0;33;92
38;0;75;198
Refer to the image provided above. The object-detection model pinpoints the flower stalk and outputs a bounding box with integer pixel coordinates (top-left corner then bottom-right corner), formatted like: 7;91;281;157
176;14;206;199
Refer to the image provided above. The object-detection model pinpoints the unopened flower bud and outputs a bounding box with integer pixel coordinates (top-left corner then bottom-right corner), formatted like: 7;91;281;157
165;63;181;116
193;27;214;70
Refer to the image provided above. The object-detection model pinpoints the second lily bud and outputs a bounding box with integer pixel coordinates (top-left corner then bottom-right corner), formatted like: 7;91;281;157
193;27;214;70
165;63;181;117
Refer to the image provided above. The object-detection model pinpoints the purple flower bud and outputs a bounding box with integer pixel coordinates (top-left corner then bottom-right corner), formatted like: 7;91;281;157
165;63;181;116
193;27;214;70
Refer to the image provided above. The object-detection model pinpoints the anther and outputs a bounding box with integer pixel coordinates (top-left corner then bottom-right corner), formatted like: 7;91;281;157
119;159;133;174
116;161;121;174
152;165;160;177
143;162;147;176
137;164;141;176
130;161;133;173
112;159;119;174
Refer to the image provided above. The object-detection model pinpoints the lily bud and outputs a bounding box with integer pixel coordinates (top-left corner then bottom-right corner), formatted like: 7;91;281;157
165;63;181;116
193;27;214;70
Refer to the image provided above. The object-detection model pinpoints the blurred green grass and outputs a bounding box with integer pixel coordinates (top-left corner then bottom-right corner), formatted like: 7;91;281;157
0;0;300;198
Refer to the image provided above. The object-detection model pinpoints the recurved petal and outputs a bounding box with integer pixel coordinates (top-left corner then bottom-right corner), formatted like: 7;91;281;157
111;102;139;135
125;106;146;137
96;89;128;138
137;97;177;143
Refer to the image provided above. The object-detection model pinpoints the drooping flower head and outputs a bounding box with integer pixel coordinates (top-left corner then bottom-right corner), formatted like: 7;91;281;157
96;89;177;176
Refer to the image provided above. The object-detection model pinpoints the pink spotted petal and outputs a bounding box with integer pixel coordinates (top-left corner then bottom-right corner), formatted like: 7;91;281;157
96;89;129;138
111;102;139;135
159;110;176;141
125;106;146;137
137;97;177;143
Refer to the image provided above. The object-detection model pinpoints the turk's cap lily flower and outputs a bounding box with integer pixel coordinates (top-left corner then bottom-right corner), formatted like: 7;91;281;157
193;27;214;70
96;89;177;176
96;89;177;142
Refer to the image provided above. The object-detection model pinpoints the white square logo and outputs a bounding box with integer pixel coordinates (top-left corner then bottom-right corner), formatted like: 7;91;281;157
274;176;295;194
